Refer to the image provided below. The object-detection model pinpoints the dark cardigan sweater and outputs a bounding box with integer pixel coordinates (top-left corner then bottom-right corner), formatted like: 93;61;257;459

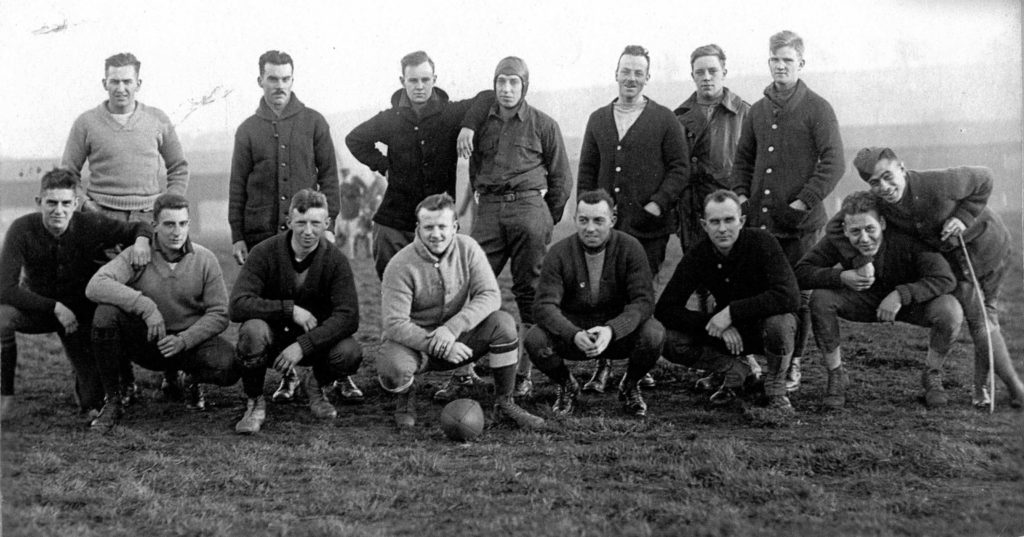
229;232;359;357
577;98;688;239
533;230;654;342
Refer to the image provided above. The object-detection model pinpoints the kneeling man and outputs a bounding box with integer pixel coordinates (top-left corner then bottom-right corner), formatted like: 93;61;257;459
87;194;238;431
525;189;664;417
655;190;800;409
230;189;364;434
796;191;962;408
377;193;543;430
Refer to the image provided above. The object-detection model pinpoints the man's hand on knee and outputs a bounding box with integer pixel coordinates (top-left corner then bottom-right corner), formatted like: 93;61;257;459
427;326;457;358
53;302;78;335
273;343;304;373
721;327;744;355
442;342;472;364
586;326;613;357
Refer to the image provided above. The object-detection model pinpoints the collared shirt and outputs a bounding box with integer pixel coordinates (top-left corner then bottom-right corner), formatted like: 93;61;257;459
470;100;572;220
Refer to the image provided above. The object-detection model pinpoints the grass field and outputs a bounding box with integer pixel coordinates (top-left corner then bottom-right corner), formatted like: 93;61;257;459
2;214;1024;536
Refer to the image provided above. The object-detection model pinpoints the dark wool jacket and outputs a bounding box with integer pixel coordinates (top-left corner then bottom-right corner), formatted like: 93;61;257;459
0;212;149;317
345;88;491;232
229;232;358;357
796;230;956;306
731;80;844;239
825;167;1010;278
578;98;688;239
533;230;654;342
655;228;800;332
229;94;340;247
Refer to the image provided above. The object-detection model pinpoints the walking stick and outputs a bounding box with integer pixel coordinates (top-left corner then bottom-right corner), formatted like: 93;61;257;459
958;235;995;414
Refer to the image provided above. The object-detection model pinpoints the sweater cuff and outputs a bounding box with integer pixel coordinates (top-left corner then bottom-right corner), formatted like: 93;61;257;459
297;334;315;357
952;208;975;231
896;285;913;306
606;316;632;341
797;189;822;210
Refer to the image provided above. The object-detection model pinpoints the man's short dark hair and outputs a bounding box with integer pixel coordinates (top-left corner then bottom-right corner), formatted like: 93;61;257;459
690;44;726;68
703;189;742;215
577;189;616;212
105;53;140;76
259;50;294;75
290;189;328;214
840;191;881;220
415;193;455;218
39;167;80;193
401;51;435;75
618;45;650;70
770;30;804;57
153;193;190;220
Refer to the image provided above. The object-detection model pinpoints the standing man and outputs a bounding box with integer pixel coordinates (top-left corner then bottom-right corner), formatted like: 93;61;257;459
62;52;190;221
834;147;1024;408
230;190;364;435
731;31;844;394
0;168;150;422
86;194;240;431
377;193;544;430
577;45;686;392
345;50;490;279
229;50;348;402
455;56;573;401
526;190;664;417
674;44;750;254
797;192;962;409
63;52;188;399
655;190;800;410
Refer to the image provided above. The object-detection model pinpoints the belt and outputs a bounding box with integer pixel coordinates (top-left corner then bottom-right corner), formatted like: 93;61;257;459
477;190;543;203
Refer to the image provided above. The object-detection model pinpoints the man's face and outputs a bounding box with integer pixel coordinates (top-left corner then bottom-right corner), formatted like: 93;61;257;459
36;188;79;236
416;207;458;256
289;206;329;253
866;158;908;204
103;65;141;114
401;61;436;106
259;63;294;109
768;46;803;87
575;200;615;249
701;198;745;254
495;74;524;109
154;207;190;252
691;55;726;100
616;54;650;102
843;211;886;257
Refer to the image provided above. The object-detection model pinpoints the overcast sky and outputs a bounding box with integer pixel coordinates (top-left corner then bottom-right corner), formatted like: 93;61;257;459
0;0;1019;158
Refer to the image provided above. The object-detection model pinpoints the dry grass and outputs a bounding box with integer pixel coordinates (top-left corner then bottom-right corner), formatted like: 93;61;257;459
3;216;1024;537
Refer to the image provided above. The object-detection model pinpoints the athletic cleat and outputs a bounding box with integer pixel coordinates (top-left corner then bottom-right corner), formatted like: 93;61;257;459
89;400;124;433
552;375;580;416
161;371;184;402
512;375;533;398
972;385;992;408
184;377;207;412
709;385;739;406
120;381;140;407
695;372;724;392
272;367;301;403
785;356;802;393
336;376;365;403
305;375;337;419
638;372;656;389
823;366;850;409
493;400;545;429
582;359;610;393
619;384;648;417
767;395;794;411
235;397;266;434
432;374;477;403
921;369;948;408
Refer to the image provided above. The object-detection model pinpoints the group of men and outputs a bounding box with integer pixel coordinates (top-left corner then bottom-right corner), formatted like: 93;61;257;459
3;29;1022;435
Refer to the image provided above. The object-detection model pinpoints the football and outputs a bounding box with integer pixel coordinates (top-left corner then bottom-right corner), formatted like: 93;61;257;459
440;398;484;442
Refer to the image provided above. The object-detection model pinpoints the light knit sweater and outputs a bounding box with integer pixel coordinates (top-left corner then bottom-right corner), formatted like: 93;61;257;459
381;234;500;352
85;239;228;350
62;101;189;211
